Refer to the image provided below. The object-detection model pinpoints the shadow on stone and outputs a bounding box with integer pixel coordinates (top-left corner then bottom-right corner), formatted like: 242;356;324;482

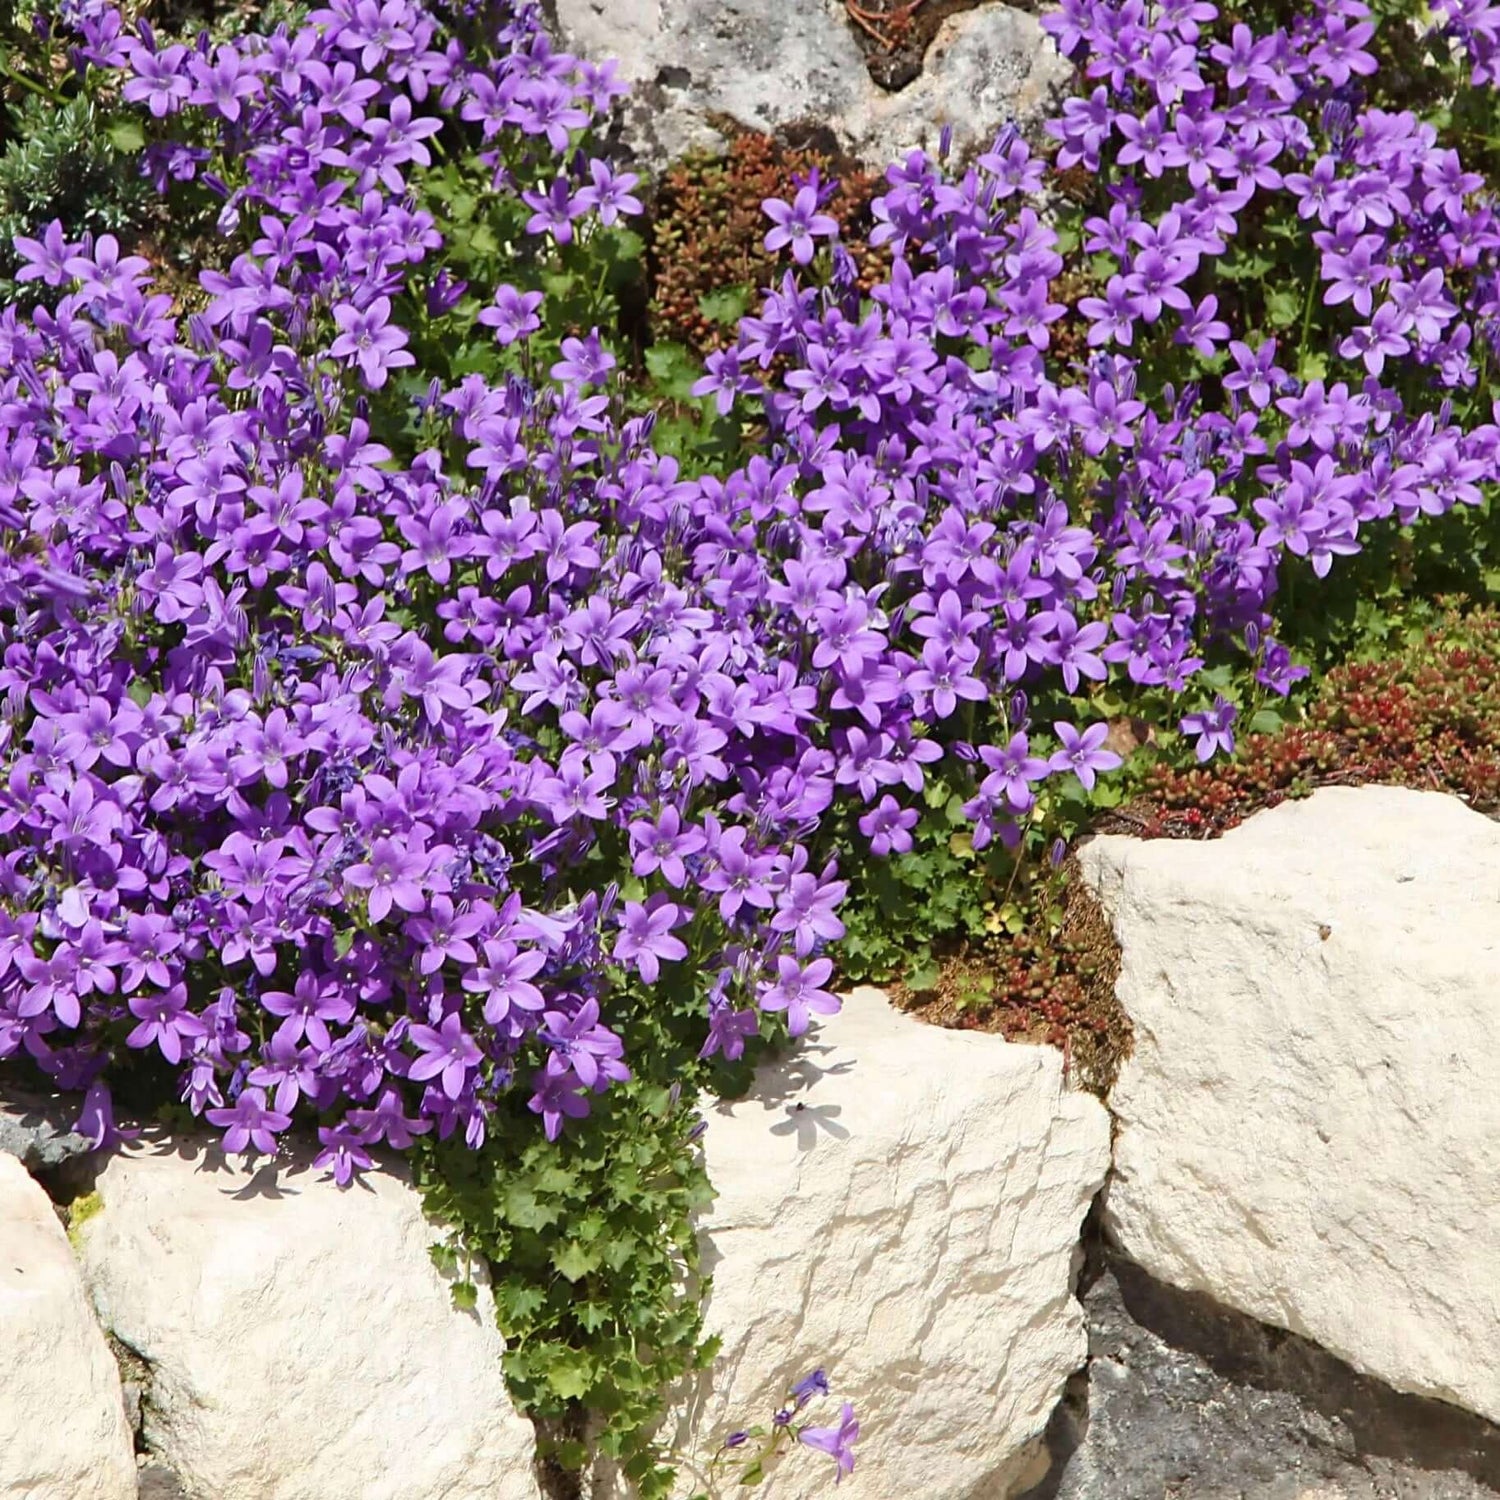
0;1086;94;1179
1019;1229;1500;1500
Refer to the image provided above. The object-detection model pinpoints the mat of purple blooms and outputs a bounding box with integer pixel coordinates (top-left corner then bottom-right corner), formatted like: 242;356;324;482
0;0;1495;1174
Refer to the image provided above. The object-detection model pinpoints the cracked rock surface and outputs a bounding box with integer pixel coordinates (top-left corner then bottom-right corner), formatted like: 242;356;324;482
1079;786;1500;1429
0;1150;137;1500
635;985;1112;1500
548;0;1069;169
72;1142;543;1500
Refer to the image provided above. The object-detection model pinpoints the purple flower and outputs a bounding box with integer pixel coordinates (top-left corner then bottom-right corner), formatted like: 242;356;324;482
330;297;414;388
758;955;840;1037
261;973;355;1051
857;796;917;856
700;1003;759;1062
344;838;431;922
407;1012;483;1100
13;220;77;286
1048;722;1123;792
314;1124;375;1186
528;1068;590;1140
477;285;544;345
1179;695;1238;762
347;1087;432;1149
74;1082;138;1152
126;985;205;1065
206;1088;291;1158
613;898;688;985
574;159;642;225
628;806;707;888
522;176;587;244
798;1401;858;1481
539;997;628;1089
762;187;839;264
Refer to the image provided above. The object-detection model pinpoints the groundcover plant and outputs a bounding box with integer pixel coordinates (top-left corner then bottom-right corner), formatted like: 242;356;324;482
0;0;1498;1486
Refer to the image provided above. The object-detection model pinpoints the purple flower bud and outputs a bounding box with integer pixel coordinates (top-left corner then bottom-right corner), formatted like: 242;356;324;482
427;270;468;318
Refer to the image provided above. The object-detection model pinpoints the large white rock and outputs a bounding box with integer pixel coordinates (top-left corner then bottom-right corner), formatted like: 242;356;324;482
663;986;1111;1499
73;1145;542;1500
1079;786;1500;1425
0;1151;137;1500
552;0;1070;169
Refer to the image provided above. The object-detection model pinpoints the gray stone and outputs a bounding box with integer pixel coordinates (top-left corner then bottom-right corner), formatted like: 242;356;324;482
0;1087;93;1174
135;1466;188;1500
1021;1256;1500;1500
549;0;1070;170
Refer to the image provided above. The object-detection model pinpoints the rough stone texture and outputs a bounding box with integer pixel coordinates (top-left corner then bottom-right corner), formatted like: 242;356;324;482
1078;786;1500;1428
1019;1257;1500;1500
0;1151;138;1500
658;985;1111;1499
73;1144;542;1500
0;1084;94;1173
549;0;1070;169
136;1466;190;1500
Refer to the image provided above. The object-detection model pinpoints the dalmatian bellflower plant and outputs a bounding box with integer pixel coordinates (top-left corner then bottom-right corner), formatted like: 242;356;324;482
0;0;1497;1197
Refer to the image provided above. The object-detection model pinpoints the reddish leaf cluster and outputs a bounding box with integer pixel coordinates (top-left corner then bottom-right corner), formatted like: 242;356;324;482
1138;609;1500;837
648;131;884;355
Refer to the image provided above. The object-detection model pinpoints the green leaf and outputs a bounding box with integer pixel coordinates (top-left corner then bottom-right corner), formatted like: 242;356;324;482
1298;348;1328;382
106;117;145;154
450;1279;478;1312
533;1165;579;1196
906;960;941;994
643;343;701;402
544;1352;596;1402
502;1184;561;1231
552;1241;603;1282
492;1278;547;1326
697;286;750;326
575;1300;614;1333
1266;287;1300;329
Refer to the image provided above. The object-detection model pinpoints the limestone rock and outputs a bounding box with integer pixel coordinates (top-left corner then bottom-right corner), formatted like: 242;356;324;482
0;1152;137;1500
550;0;1070;170
665;986;1111;1499
855;4;1073;170
1078;787;1500;1427
73;1144;541;1500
